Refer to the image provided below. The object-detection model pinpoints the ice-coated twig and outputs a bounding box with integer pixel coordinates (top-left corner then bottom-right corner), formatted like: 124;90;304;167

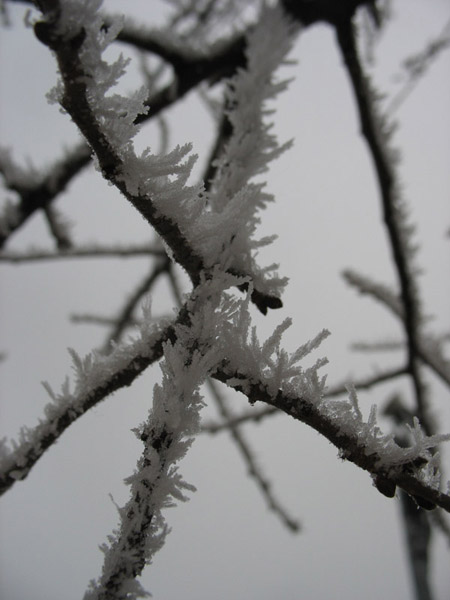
214;361;450;513
203;364;407;433
388;19;450;113
32;0;296;313
83;271;247;599
336;21;430;431
0;9;247;249
0;313;177;496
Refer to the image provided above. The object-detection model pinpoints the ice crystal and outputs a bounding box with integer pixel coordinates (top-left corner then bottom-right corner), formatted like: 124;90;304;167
47;0;299;299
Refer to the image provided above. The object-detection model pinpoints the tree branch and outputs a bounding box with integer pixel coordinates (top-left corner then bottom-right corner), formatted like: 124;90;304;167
206;377;300;532
0;142;91;248
101;256;171;352
0;317;177;496
0;243;167;263
336;19;430;432
343;269;450;388
213;362;450;513
204;364;407;433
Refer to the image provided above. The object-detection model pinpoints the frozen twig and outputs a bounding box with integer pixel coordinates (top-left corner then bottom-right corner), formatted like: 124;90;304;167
204;364;407;433
214;361;450;513
0;314;178;496
336;21;430;431
84;272;244;599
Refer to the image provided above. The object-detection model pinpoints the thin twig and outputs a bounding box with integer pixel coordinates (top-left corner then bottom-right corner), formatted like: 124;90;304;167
206;378;300;532
0;243;166;263
336;21;430;432
343;269;450;388
102;256;171;352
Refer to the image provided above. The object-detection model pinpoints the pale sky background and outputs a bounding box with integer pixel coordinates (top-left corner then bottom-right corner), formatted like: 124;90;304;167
1;1;450;599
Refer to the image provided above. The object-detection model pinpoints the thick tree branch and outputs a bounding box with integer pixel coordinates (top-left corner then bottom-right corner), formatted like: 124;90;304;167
213;363;450;513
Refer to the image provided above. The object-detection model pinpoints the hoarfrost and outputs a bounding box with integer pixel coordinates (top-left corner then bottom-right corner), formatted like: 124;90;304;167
47;0;299;299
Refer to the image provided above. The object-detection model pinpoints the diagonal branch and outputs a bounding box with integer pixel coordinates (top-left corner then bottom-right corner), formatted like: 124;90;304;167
0;243;167;263
31;2;287;314
101;256;171;352
213;362;450;513
206;377;300;532
203;364;407;433
0;142;91;248
0;317;177;496
336;19;430;431
343;269;450;388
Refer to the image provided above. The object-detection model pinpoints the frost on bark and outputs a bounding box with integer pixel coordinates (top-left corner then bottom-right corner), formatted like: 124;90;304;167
0;1;449;598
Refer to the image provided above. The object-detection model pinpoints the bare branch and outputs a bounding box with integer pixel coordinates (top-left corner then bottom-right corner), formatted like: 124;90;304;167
0;316;177;496
0;142;91;248
343;269;450;388
43;205;72;249
0;243;167;263
206;377;300;532
102;256;171;351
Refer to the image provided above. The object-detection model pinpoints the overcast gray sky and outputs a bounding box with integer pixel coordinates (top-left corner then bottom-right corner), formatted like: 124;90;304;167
1;1;450;599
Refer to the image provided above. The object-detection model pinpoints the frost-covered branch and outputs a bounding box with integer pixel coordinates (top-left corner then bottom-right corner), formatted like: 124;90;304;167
0;23;244;248
183;291;450;511
388;19;450;113
214;361;450;513
336;20;429;430
0;313;177;496
31;1;299;314
204;364;407;433
84;272;247;599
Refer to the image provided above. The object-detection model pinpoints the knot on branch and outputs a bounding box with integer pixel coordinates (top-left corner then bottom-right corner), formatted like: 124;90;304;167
34;17;86;53
282;0;377;26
